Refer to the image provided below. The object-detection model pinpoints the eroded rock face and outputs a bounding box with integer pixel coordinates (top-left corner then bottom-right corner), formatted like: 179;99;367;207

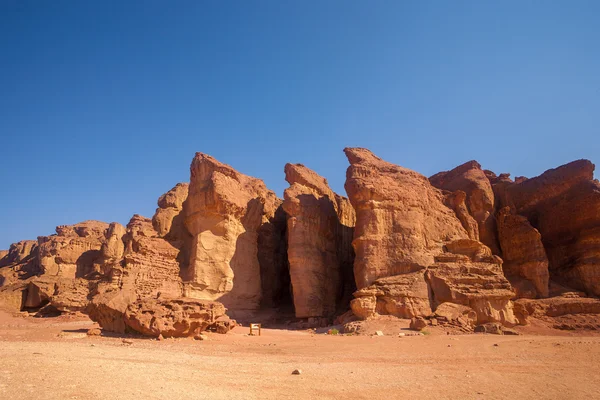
282;163;355;319
344;148;468;289
0;240;39;286
0;223;110;313
88;215;185;332
152;183;189;239
184;153;284;312
344;149;517;325
351;270;432;319
123;298;228;337
426;244;518;326
496;160;600;296
433;302;478;329
430;161;499;253
496;207;549;298
443;191;479;241
38;221;108;279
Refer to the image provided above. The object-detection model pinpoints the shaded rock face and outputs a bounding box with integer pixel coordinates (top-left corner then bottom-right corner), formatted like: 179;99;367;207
344;149;516;325
496;207;549;298
344;148;468;289
183;153;285;312
282;163;355;319
495;160;600;296
38;221;109;279
430;161;499;254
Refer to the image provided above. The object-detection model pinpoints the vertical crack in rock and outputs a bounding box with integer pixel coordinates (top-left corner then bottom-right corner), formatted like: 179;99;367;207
282;163;355;320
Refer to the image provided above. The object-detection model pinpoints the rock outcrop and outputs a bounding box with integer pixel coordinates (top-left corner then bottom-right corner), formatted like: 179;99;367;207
0;223;109;313
38;221;109;278
0;240;39;286
350;270;431;319
282;163;355;319
344;149;517;325
494;160;600;296
88;215;185;332
183;153;285;312
152;183;189;240
430;161;499;254
496;207;549;298
123;298;229;337
2;149;599;334
344;148;468;289
426;241;517;326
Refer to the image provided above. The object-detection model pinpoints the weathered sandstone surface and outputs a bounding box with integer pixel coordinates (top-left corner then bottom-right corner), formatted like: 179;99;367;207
344;148;467;289
345;148;517;326
493;160;600;296
124;297;230;337
0;240;39;286
183;153;287;312
496;207;549;298
430;161;499;253
282;163;355;319
1;149;599;334
87;213;186;333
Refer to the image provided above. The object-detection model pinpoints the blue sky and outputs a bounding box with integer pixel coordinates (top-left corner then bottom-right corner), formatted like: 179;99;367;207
1;1;599;249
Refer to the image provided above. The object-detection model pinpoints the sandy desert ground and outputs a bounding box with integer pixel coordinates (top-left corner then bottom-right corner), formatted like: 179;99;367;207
1;311;600;400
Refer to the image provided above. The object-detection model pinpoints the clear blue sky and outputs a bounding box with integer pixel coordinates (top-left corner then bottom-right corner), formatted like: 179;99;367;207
1;1;599;249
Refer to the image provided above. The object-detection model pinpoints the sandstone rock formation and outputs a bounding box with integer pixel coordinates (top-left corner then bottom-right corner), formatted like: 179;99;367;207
0;240;39;286
493;160;600;296
88;215;185;333
496;207;549;298
344;148;468;289
426;241;517;326
38;221;108;278
282;163;355;319
152;183;189;239
345;148;517;325
430;161;499;253
0;222;109;313
184;153;286;312
2;148;599;335
124;298;229;337
350;270;431;319
432;302;477;329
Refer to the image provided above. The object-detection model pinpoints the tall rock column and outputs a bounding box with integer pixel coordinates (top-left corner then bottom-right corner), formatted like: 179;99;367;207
184;153;283;311
282;163;355;319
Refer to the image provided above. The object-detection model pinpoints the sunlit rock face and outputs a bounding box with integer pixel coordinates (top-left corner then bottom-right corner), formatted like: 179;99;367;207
184;153;285;312
494;160;600;296
344;148;517;325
